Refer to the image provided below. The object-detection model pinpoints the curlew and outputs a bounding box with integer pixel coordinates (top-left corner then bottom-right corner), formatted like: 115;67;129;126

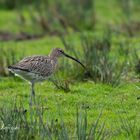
8;48;85;105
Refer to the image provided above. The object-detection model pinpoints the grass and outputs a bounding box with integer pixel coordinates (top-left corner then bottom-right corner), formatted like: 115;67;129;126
0;28;140;139
0;0;140;34
0;32;140;139
0;0;140;139
0;77;140;139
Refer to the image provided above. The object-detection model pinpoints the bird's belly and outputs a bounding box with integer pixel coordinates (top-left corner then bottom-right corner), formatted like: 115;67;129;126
11;69;48;82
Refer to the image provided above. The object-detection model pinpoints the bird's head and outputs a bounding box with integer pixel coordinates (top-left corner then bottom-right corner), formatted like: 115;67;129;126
50;48;64;58
50;48;86;69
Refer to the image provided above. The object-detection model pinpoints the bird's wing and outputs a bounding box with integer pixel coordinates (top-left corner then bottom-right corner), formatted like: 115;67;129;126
9;55;52;76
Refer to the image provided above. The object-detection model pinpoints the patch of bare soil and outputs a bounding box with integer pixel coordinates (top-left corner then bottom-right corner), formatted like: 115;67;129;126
0;31;44;41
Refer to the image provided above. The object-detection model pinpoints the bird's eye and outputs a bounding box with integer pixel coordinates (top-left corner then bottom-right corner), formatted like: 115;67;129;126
59;49;63;53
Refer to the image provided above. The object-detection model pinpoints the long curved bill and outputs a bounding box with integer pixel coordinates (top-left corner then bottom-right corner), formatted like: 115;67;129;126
63;52;86;69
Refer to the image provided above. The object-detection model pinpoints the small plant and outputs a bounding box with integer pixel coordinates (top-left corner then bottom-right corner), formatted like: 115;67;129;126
0;0;17;9
60;30;129;86
17;0;96;34
135;60;140;75
114;105;140;139
118;0;133;20
0;44;24;76
75;107;108;140
117;0;140;36
0;0;29;10
126;46;140;77
133;48;140;76
50;73;71;92
0;101;109;140
52;79;71;93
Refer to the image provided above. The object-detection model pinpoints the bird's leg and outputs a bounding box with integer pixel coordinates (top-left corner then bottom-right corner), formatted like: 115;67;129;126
30;82;36;106
32;82;36;105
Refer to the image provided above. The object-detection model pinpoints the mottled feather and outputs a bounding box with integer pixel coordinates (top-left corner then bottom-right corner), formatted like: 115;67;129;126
9;55;57;78
8;48;85;84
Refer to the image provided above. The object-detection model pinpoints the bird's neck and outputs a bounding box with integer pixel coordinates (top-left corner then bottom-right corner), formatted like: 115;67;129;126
48;55;57;65
49;56;58;62
49;52;59;62
49;56;58;71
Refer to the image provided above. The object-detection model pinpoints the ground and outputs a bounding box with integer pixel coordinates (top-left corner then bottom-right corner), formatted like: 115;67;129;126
0;0;140;139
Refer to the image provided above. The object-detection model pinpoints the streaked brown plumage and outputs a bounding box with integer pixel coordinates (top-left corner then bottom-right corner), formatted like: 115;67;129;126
8;48;85;106
9;56;56;81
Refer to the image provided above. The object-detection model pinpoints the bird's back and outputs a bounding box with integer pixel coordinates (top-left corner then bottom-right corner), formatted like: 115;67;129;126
8;55;57;82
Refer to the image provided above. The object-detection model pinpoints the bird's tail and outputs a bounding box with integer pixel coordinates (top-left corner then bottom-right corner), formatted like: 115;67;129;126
8;65;13;70
8;65;29;72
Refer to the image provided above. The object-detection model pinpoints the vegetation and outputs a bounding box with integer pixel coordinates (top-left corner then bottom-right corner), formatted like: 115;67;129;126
0;0;140;139
60;30;130;86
